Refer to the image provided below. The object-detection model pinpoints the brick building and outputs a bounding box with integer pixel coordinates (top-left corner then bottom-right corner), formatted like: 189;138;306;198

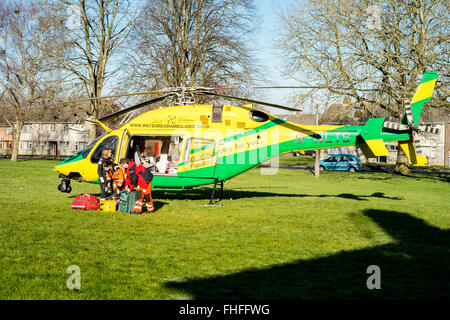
0;125;14;155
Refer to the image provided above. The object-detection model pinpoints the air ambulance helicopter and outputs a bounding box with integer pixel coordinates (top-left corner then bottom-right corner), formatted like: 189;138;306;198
55;72;439;204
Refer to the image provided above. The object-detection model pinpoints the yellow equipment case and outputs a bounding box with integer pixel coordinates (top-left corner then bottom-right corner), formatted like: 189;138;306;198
100;200;117;212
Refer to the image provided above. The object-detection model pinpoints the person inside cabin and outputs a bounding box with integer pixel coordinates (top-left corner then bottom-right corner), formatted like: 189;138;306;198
98;148;114;200
129;138;146;165
156;138;170;173
120;158;154;214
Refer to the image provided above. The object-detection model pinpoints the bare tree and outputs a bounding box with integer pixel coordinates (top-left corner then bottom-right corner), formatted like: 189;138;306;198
123;0;258;93
0;1;58;161
278;0;449;171
45;0;141;141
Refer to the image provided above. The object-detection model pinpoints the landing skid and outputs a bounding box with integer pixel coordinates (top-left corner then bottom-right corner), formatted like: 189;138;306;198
202;180;224;206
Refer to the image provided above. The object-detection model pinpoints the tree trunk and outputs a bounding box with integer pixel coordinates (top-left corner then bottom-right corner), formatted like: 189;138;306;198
86;105;98;142
86;117;97;143
314;149;321;177
10;120;23;162
394;144;410;175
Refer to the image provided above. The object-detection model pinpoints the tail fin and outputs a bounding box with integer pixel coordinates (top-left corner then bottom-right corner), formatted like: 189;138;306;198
400;71;438;166
401;71;438;126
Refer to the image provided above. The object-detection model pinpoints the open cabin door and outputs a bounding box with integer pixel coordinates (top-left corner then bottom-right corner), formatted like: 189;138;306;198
118;129;131;163
178;137;218;178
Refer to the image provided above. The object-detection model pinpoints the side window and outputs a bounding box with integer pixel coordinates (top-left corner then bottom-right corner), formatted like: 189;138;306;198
90;135;119;163
341;156;349;162
184;138;215;163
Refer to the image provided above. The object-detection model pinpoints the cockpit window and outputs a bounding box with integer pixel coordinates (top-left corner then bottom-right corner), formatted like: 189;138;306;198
81;133;107;159
90;135;119;163
250;110;269;122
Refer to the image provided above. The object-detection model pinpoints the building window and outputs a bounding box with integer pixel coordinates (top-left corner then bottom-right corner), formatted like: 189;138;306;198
20;141;33;150
60;141;69;147
75;124;85;131
75;142;87;151
377;156;387;163
50;124;56;130
22;125;32;133
40;141;47;148
388;145;398;151
6;127;12;135
63;124;69;132
423;147;437;158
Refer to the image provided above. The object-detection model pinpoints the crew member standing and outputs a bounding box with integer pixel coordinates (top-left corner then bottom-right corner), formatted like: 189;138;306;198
120;158;154;214
98;148;114;200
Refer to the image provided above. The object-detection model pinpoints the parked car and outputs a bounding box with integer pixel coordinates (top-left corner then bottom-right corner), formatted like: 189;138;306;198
292;150;315;156
319;154;362;172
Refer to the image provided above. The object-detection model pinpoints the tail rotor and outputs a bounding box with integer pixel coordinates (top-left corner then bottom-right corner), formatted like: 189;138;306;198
382;71;439;166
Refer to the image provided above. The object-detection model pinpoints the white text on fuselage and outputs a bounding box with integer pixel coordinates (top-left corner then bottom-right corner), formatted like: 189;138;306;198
296;132;351;144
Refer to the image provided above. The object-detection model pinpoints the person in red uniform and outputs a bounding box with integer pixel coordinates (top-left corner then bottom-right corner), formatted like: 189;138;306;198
111;164;127;202
119;158;154;214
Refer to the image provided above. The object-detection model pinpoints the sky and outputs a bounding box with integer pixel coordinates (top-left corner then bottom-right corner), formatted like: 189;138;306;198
3;0;311;114
251;0;311;114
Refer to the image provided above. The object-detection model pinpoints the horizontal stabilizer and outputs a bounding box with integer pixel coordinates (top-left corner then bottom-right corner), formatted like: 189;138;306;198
364;139;390;157
399;141;427;166
358;118;389;158
357;142;376;158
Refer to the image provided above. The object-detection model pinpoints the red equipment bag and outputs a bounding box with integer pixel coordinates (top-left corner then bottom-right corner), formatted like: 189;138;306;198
75;194;98;202
71;194;99;210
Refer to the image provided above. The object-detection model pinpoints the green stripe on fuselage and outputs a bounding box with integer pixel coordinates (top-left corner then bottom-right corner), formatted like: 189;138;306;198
56;153;84;166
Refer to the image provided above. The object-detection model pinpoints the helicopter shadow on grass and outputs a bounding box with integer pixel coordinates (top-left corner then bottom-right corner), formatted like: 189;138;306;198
66;188;403;203
164;209;450;299
153;188;404;202
403;173;450;183
304;169;394;181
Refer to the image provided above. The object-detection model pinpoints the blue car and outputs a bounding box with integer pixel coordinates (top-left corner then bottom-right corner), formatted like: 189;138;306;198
319;154;362;172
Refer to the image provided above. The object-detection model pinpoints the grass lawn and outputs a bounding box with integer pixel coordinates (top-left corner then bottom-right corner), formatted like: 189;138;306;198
0;159;448;299
278;155;315;166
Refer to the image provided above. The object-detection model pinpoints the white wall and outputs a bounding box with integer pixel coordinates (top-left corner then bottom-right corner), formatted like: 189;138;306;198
18;123;89;155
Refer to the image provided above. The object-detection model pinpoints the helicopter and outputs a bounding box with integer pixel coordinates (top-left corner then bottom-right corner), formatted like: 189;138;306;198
55;72;439;204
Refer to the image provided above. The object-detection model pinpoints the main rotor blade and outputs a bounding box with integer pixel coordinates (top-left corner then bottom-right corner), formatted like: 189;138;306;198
67;89;173;104
254;86;380;92
254;85;333;89
202;91;301;112
98;94;174;122
39;89;174;108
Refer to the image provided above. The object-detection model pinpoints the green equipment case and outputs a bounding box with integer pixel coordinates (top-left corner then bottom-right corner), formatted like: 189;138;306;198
119;190;137;213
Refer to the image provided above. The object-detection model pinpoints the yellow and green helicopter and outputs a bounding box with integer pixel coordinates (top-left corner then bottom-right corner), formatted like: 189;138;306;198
55;72;439;203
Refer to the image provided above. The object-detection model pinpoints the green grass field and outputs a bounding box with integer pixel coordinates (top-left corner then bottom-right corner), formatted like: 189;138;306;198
0;159;448;299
